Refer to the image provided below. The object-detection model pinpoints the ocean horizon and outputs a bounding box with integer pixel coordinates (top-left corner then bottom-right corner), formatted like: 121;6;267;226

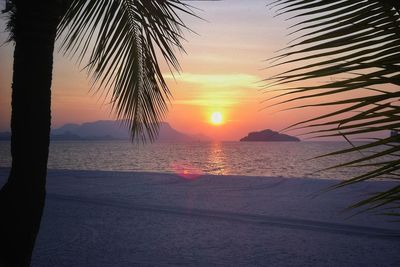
0;140;375;180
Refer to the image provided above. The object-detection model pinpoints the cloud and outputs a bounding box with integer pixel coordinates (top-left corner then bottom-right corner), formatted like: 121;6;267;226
173;99;239;107
164;73;260;89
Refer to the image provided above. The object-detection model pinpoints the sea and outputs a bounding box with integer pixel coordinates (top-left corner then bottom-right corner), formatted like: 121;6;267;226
0;141;382;180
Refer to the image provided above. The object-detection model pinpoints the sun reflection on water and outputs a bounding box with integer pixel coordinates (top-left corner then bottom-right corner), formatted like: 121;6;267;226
206;142;229;175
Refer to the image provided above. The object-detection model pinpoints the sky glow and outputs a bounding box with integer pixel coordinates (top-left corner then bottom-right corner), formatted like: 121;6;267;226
0;0;358;141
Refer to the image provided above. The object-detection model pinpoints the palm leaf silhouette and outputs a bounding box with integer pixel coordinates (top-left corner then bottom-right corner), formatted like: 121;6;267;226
57;0;197;142
267;0;400;215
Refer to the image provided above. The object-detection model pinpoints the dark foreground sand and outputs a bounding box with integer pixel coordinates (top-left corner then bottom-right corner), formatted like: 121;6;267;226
0;168;399;266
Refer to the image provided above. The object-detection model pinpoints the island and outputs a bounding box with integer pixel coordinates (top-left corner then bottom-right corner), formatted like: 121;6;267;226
240;129;300;142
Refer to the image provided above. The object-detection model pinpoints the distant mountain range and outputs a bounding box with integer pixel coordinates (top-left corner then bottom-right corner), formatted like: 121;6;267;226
0;121;210;142
240;129;300;142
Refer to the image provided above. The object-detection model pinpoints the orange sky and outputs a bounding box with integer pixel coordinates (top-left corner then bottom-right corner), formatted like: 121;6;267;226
0;0;370;141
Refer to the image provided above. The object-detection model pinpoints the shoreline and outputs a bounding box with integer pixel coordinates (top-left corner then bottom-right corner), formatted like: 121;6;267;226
1;167;395;182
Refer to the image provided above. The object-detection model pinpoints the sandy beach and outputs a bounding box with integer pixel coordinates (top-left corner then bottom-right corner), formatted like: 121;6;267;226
0;168;399;266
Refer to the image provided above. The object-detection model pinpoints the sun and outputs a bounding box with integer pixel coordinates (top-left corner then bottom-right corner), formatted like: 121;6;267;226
211;112;223;125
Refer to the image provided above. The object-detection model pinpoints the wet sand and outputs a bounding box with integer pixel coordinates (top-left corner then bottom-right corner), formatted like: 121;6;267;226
0;168;399;266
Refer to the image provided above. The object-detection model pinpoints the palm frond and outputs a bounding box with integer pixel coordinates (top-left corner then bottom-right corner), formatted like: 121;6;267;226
268;0;400;216
58;0;196;142
2;0;16;42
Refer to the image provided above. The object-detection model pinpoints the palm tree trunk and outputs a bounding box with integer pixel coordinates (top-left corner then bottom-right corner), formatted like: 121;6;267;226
0;2;60;266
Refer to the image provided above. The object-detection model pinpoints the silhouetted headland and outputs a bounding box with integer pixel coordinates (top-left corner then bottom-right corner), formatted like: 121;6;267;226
240;129;300;142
